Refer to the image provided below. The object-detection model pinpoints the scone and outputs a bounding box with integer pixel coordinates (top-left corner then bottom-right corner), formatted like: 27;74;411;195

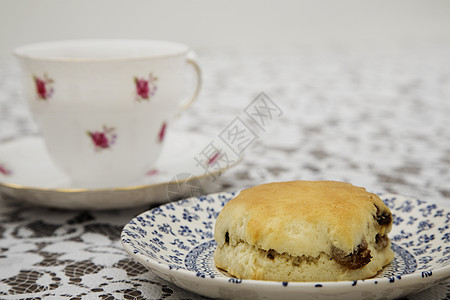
214;181;394;282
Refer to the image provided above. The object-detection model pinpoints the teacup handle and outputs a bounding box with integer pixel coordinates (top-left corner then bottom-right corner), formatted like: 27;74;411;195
179;51;202;112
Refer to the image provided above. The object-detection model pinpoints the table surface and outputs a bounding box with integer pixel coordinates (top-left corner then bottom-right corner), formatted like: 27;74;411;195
1;45;450;299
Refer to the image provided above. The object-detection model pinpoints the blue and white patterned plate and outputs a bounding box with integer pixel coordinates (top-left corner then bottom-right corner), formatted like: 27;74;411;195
121;192;450;300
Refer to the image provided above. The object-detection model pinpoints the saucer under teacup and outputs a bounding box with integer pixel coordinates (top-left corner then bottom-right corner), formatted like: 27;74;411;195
0;131;240;210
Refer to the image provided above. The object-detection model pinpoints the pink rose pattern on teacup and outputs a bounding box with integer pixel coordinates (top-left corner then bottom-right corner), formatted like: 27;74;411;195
33;74;54;100
134;73;158;101
87;126;117;151
146;169;159;176
158;122;167;143
207;151;220;165
0;163;11;175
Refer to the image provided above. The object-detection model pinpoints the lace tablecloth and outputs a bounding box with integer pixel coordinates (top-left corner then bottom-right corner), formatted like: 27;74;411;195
1;45;450;299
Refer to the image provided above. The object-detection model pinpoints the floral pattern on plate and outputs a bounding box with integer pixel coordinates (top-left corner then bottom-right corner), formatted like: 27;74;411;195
121;192;450;300
33;74;54;100
87;125;117;151
134;73;158;101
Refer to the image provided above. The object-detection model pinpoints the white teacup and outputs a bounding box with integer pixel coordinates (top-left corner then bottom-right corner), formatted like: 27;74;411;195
14;39;201;188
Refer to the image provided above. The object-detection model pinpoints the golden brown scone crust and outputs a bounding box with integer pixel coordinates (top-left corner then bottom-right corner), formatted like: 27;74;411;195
214;181;394;281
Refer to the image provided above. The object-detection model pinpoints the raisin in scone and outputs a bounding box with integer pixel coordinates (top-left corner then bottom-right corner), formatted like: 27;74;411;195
214;181;394;281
